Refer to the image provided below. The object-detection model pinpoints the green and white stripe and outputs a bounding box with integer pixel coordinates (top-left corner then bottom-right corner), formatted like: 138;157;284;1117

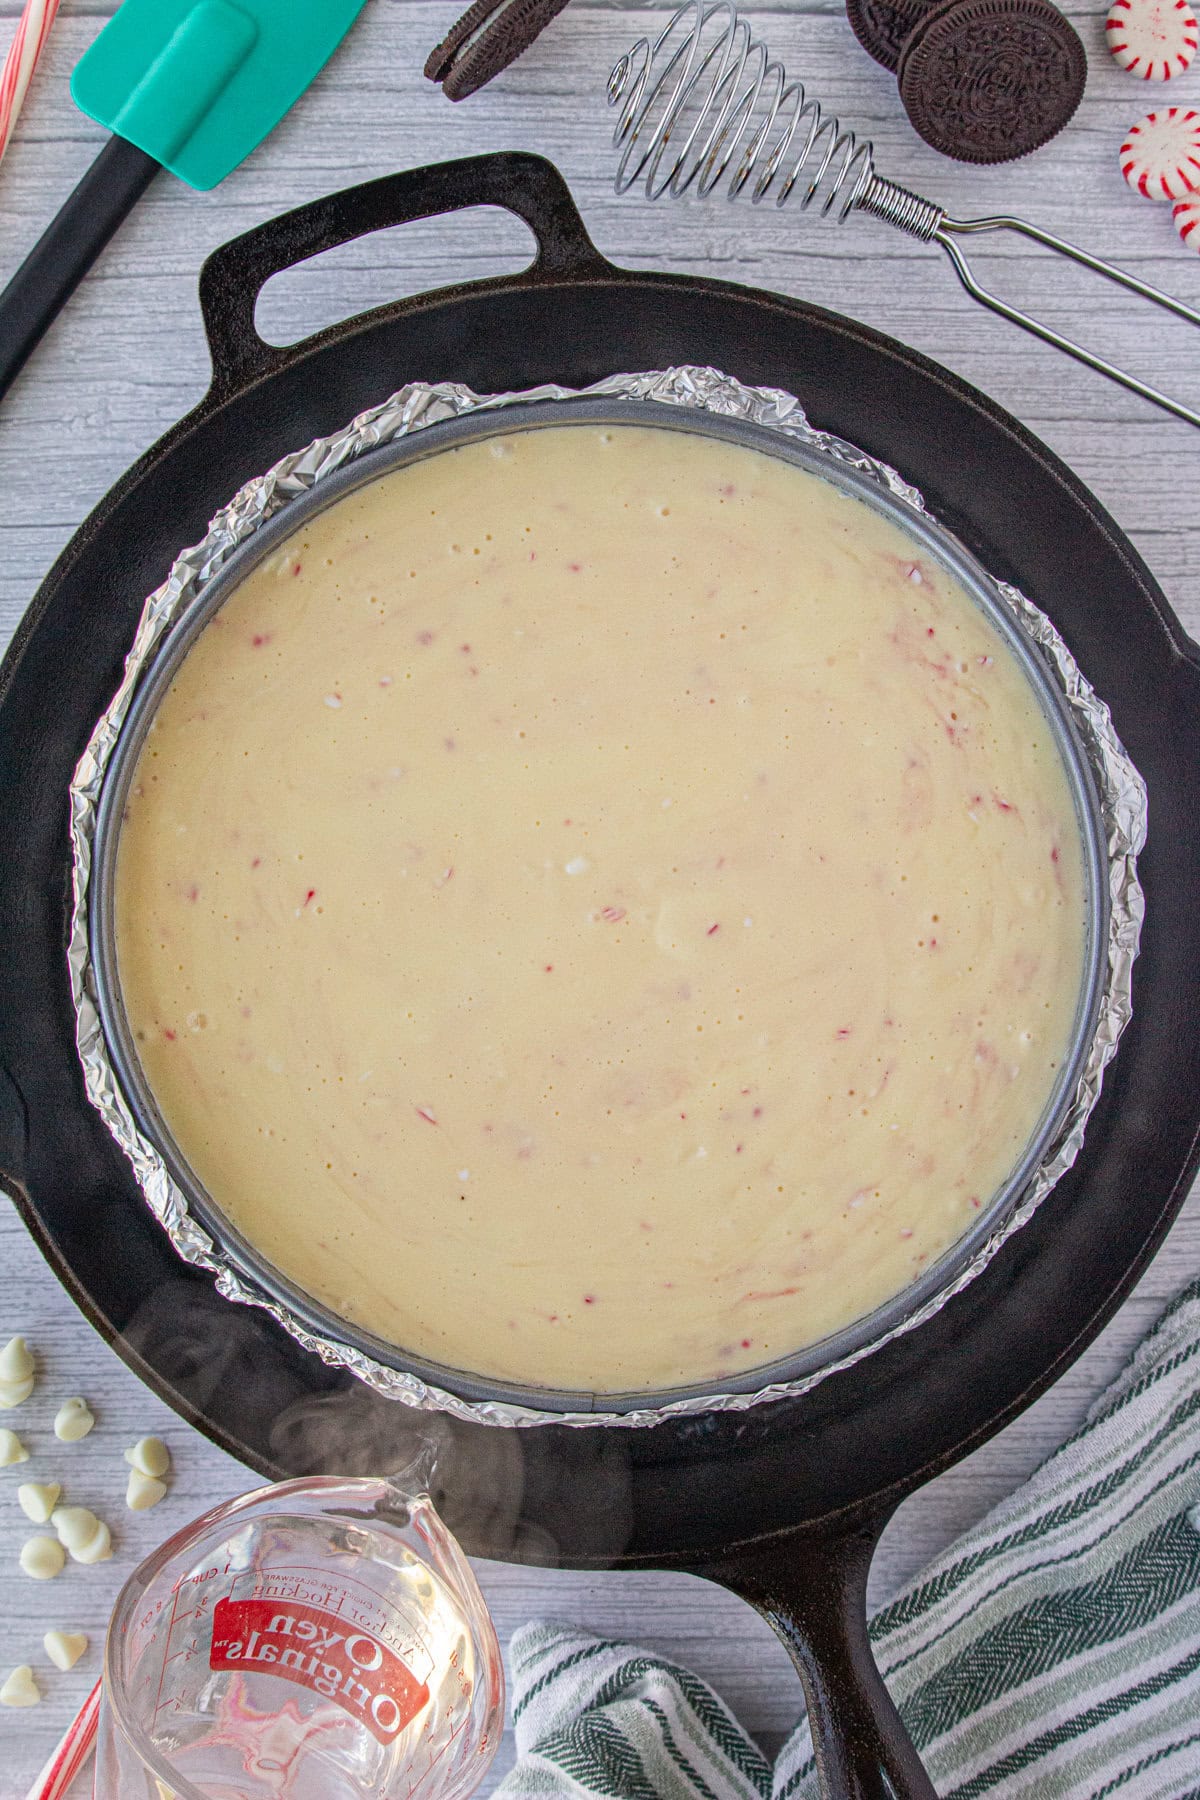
498;1278;1200;1800
504;1627;773;1800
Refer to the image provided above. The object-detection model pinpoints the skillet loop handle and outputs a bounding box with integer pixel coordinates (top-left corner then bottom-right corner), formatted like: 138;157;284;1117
701;1517;936;1800
197;151;612;393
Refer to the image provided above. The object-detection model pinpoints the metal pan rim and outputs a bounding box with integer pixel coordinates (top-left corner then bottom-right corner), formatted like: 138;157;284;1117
84;384;1118;1423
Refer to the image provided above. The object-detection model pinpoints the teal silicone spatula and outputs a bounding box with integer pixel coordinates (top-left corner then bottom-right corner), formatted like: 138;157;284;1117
0;0;369;402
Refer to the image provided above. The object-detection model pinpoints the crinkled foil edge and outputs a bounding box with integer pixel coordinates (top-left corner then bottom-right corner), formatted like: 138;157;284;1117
68;365;1147;1430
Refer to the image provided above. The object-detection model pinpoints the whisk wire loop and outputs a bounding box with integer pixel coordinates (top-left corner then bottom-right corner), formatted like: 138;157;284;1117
710;42;777;195
611;2;734;199
609;0;875;216
671;21;761;197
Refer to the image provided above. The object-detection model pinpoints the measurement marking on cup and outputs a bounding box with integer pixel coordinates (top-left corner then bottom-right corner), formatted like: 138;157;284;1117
405;1707;468;1792
151;1583;183;1720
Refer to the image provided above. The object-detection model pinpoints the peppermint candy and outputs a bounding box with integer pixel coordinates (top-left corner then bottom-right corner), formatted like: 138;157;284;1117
1107;0;1198;78
1173;194;1200;247
1120;107;1200;198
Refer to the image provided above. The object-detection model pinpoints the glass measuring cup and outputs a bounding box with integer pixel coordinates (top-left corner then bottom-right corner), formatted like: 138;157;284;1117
94;1475;504;1800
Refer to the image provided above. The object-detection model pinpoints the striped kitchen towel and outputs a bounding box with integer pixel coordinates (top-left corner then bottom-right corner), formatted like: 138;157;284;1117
497;1276;1200;1800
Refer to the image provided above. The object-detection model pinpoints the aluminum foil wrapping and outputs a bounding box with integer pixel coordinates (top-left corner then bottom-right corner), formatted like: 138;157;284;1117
68;365;1147;1430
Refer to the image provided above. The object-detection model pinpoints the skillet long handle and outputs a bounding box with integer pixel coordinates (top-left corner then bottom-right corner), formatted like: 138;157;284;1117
0;134;159;405
699;1517;935;1800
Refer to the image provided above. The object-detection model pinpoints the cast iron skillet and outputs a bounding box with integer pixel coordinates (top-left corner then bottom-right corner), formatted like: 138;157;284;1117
3;154;1200;1800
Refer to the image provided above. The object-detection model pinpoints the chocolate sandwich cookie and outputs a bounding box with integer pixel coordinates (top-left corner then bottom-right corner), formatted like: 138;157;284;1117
846;0;934;72
425;0;574;100
898;0;1087;162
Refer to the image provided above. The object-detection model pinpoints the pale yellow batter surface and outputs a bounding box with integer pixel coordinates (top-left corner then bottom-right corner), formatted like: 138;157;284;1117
114;423;1086;1393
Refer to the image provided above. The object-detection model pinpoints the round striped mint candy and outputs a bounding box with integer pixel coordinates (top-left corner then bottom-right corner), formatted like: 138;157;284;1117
1173;195;1200;247
1120;107;1200;197
1107;0;1198;76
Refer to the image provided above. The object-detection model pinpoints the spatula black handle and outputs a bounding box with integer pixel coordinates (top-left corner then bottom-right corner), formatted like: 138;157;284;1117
0;134;160;405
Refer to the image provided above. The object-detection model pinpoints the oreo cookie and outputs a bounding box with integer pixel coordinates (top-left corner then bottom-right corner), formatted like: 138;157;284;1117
846;0;934;72
897;0;1087;163
425;0;574;100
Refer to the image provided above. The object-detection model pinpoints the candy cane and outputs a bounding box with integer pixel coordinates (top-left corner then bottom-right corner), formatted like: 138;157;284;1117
23;1677;101;1800
0;0;63;169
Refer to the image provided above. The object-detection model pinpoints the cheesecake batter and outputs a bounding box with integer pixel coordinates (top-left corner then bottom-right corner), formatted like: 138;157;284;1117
113;422;1087;1393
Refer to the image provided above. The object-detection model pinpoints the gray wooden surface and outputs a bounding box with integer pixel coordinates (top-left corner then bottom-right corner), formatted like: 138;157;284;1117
1;0;1198;1793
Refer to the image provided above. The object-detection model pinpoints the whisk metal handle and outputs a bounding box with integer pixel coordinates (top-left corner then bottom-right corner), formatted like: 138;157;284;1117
858;177;1200;430
942;212;1200;325
932;214;1200;431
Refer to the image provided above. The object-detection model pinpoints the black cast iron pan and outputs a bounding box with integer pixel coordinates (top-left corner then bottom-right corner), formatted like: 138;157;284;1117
3;154;1200;1800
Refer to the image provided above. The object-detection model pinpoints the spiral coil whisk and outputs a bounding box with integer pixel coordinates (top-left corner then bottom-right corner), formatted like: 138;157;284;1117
608;1;1200;430
608;2;873;217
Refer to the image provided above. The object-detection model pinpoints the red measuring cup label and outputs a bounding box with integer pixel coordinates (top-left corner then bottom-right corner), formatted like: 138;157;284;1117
210;1597;430;1745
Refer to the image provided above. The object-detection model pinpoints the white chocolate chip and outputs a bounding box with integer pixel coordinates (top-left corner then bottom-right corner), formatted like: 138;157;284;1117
0;1428;28;1466
0;1374;34;1409
0;1337;34;1384
20;1535;66;1580
44;1630;88;1673
52;1505;112;1563
563;856;590;875
17;1482;62;1524
124;1436;170;1479
126;1469;168;1511
52;1506;96;1554
73;1520;112;1564
54;1397;95;1442
0;1665;40;1707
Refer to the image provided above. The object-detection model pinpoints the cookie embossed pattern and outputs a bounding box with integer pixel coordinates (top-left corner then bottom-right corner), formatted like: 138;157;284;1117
847;0;935;73
895;0;1088;161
